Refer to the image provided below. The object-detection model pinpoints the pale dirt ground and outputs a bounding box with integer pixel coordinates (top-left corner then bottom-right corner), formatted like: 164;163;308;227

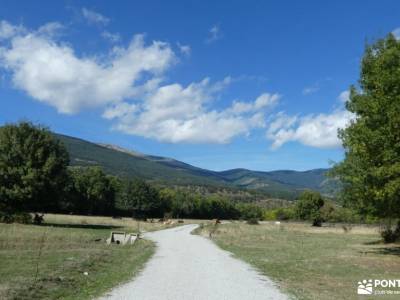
99;224;288;300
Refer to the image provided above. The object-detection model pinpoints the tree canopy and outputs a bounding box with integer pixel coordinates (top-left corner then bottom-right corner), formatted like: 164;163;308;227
295;190;324;226
0;122;69;218
333;34;400;220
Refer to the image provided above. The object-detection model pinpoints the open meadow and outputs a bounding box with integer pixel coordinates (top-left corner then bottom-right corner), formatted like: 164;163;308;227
195;221;400;300
0;214;181;300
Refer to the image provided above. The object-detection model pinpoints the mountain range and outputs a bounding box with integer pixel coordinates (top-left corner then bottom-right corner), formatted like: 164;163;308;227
55;133;340;200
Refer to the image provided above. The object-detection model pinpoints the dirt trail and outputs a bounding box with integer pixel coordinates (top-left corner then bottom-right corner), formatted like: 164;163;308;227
100;224;288;300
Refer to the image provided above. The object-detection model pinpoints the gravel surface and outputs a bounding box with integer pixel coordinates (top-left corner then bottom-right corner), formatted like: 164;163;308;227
100;224;288;300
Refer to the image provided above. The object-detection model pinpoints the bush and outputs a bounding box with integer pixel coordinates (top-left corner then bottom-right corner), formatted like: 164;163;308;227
236;203;263;220
0;212;32;224
381;221;400;243
295;190;324;226
276;207;295;221
264;207;295;221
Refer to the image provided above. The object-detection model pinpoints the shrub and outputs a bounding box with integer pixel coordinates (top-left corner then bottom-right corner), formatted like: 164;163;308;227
0;212;32;224
295;190;324;226
236;203;263;220
380;221;400;243
276;207;295;221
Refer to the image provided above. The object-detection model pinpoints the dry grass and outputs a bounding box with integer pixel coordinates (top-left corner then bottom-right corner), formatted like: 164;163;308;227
0;213;182;300
44;213;182;232
195;221;400;300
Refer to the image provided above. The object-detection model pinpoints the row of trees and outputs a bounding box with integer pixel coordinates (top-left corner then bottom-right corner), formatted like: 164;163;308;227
0;122;263;223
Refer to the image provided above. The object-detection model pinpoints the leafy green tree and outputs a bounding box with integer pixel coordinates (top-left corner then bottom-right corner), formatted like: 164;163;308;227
236;202;262;220
295;190;325;226
170;191;197;218
0;122;69;220
68;167;116;215
332;34;400;235
117;179;163;218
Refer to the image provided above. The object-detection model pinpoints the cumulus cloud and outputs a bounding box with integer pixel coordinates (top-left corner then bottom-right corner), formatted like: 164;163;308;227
267;110;354;149
101;31;121;43
105;78;276;144
82;8;109;26
103;102;137;119
0;23;175;113
230;93;280;114
206;25;222;43
177;42;191;56
0;21;25;39
0;20;279;144
338;90;350;102
392;28;400;39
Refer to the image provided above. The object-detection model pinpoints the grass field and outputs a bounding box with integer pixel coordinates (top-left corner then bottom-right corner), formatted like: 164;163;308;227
0;214;178;300
195;221;400;300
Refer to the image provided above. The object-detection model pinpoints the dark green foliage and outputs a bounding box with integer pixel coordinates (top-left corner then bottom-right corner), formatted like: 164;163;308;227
332;34;400;223
295;190;325;226
274;207;295;221
116;179;165;218
56;134;227;187
164;190;241;219
65;167;116;215
236;202;263;220
0;211;32;224
380;221;400;243
0;122;69;220
56;134;339;199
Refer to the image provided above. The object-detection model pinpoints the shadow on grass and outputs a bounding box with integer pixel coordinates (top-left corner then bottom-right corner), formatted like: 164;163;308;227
361;244;400;256
373;246;400;256
364;240;383;245
40;223;122;230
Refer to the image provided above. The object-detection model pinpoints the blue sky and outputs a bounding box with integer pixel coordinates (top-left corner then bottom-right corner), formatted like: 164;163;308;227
0;0;398;171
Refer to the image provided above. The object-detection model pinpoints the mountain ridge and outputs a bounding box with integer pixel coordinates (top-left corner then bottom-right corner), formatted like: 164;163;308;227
55;133;339;199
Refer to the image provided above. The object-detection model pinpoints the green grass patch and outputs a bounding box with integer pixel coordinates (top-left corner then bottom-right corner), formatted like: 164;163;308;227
196;222;400;300
0;214;162;300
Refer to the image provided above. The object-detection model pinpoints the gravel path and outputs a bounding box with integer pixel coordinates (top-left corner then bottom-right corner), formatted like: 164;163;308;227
100;224;288;300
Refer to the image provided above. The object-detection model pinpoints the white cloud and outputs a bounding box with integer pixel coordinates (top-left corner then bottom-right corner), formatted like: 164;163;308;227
0;24;175;114
105;78;275;144
103;102;137;119
206;25;222;43
37;22;64;37
338;90;350;102
392;28;400;39
267;110;354;149
177;42;191;56
302;78;332;95
82;8;109;26
101;31;121;43
230;93;280;114
0;20;277;144
302;86;319;95
0;21;25;39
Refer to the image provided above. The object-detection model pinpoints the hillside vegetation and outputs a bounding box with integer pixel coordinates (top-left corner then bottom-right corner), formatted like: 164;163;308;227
55;134;339;200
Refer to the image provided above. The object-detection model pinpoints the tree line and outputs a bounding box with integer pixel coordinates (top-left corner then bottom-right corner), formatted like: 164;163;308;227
2;33;400;242
0;122;262;223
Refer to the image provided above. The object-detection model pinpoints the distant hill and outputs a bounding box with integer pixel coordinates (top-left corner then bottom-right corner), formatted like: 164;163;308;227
55;133;340;199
